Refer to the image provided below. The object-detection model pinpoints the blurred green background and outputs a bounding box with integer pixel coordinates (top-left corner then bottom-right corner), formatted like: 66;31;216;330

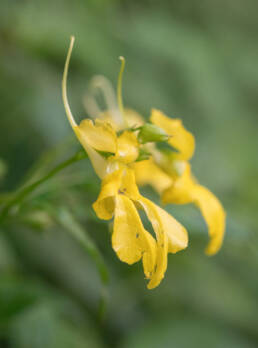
1;0;258;347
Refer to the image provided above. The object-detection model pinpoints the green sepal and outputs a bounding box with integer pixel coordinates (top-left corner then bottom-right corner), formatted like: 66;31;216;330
137;123;170;144
136;148;151;162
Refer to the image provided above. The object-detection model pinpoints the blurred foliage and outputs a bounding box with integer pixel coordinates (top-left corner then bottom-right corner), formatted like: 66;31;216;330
0;0;258;347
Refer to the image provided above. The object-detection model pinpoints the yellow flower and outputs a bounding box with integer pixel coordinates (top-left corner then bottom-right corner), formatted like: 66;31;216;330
135;109;226;255
93;164;188;289
62;37;188;289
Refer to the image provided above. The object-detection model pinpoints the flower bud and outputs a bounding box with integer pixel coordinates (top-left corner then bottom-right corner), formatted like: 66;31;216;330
137;123;170;144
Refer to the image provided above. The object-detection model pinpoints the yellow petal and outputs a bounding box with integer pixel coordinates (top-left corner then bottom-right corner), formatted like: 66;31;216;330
162;164;225;255
162;163;194;205
115;131;139;164
153;203;188;254
112;194;156;278
93;166;140;220
100;108;144;131
120;166;141;200
93;168;123;220
141;230;158;280
77;119;117;153
191;185;226;255
74;118;117;179
137;197;188;289
74;126;108;179
134;158;172;194
98;111;123;131
150;109;195;160
124;109;144;128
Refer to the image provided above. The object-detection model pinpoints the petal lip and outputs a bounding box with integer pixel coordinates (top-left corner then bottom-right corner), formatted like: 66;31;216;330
161;164;226;255
93;166;140;220
153;202;188;253
93;168;124;220
78;119;117;153
192;184;226;255
137;197;188;289
112;194;157;279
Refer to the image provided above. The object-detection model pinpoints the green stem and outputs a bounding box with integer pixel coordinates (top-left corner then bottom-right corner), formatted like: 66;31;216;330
19;136;75;187
54;206;109;322
0;150;88;223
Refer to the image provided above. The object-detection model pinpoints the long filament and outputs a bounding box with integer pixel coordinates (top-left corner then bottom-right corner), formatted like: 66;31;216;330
62;36;77;128
117;56;127;126
83;94;103;119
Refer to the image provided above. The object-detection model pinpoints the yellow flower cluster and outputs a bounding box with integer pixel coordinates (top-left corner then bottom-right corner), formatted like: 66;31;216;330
62;37;226;289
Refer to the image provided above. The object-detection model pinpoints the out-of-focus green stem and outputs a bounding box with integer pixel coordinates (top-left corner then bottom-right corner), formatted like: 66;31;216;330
54;206;109;322
19;136;75;187
0;150;87;223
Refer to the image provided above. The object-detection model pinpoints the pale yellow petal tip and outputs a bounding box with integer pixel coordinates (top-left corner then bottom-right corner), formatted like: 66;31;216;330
147;275;164;290
151;108;162;116
205;210;226;256
205;224;226;256
178;232;189;250
205;240;223;256
184;132;195;160
147;282;159;290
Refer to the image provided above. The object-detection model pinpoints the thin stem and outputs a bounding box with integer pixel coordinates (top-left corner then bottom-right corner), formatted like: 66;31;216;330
19;136;75;188
0;151;87;223
54;206;109;322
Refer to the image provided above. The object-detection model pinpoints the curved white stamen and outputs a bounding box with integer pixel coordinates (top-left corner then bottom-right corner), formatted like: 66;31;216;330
91;75;118;113
83;75;123;126
62;36;77;128
83;93;103;119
